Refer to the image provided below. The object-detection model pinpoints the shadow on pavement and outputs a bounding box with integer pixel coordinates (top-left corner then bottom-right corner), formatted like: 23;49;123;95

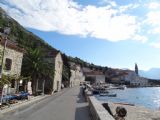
75;106;91;120
75;87;91;120
77;87;86;103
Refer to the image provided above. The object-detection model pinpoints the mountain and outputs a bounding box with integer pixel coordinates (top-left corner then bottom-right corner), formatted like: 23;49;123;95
0;7;106;81
139;68;160;80
0;7;54;51
0;7;73;80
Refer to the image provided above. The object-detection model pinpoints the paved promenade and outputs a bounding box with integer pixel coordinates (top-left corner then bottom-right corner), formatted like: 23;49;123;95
0;87;91;120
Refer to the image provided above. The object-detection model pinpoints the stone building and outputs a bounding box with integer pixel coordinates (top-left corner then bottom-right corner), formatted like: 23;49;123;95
84;70;105;85
105;68;126;84
70;62;85;87
53;52;63;92
105;67;149;86
122;70;149;87
44;50;63;93
0;35;24;94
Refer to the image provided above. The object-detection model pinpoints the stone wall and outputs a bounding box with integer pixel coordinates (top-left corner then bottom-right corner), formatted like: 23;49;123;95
88;96;114;120
0;44;23;94
0;44;23;76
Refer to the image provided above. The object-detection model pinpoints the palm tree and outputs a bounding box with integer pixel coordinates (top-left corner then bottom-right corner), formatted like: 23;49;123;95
39;62;54;95
0;74;12;86
22;48;43;95
21;47;54;95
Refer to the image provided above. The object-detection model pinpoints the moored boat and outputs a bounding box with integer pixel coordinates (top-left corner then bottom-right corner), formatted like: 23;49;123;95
99;93;117;97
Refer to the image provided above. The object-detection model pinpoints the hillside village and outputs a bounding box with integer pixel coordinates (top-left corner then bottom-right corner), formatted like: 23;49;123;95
0;7;159;106
0;29;153;95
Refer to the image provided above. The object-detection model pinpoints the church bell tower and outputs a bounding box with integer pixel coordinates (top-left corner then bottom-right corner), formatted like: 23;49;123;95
135;63;138;75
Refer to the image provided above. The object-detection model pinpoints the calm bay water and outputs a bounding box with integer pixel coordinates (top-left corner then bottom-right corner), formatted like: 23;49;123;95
96;87;160;110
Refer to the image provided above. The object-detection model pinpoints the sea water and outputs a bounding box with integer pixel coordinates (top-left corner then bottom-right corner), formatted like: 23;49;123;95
95;87;160;110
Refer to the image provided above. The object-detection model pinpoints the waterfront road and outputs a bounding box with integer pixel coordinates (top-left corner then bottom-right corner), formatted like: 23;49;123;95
0;87;91;120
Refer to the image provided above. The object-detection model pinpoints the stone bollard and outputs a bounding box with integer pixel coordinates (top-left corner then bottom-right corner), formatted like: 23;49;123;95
114;106;127;120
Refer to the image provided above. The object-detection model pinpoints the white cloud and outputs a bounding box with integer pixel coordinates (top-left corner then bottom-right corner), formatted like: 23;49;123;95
152;28;160;34
99;0;117;7
133;35;148;43
147;11;160;26
150;42;160;48
119;4;140;13
0;0;144;42
148;2;160;9
146;11;160;34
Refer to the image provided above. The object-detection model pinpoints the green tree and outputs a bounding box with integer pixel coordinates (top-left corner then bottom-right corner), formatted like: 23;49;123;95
0;74;12;86
22;47;53;95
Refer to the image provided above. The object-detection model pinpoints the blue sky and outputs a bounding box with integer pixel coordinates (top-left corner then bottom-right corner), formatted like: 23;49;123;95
1;0;160;70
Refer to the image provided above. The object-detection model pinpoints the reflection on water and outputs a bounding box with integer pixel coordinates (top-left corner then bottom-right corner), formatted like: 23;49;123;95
95;87;160;110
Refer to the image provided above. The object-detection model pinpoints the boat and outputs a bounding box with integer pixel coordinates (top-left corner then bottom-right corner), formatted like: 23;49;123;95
106;85;127;90
107;94;117;97
116;85;127;90
100;90;109;93
99;93;117;97
92;90;99;95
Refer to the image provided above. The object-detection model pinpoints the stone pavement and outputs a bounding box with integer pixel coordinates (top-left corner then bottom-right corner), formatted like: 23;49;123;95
0;87;91;120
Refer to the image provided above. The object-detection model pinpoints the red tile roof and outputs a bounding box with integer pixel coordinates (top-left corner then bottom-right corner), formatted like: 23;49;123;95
84;71;104;75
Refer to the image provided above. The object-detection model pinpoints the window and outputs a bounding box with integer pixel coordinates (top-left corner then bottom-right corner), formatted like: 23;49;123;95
5;58;12;70
11;79;15;88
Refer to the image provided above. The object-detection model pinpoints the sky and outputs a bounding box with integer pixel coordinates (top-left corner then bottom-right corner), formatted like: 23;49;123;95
0;0;160;70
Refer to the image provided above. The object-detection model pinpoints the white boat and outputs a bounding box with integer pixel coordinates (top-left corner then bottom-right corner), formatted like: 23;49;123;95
117;85;127;90
105;85;127;90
